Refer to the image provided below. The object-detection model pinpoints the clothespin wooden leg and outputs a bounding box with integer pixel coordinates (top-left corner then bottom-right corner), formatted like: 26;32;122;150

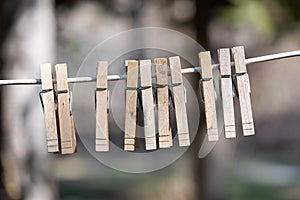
169;56;190;146
135;103;141;149
154;58;172;148
40;63;59;153
140;60;157;150
199;52;219;141
55;63;77;154
231;46;255;136
124;60;139;151
218;48;236;138
95;61;109;152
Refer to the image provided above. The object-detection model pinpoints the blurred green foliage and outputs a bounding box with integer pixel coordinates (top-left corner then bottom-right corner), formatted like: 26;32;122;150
230;178;300;200
219;0;300;40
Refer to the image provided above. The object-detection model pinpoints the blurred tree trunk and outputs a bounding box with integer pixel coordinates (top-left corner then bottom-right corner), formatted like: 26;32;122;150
194;1;233;200
0;0;22;199
1;0;56;199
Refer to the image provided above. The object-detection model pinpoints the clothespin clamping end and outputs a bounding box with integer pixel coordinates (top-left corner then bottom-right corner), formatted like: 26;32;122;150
55;63;77;154
231;46;255;136
169;56;190;146
218;48;236;138
198;51;219;142
95;61;109;152
40;63;60;153
124;60;139;151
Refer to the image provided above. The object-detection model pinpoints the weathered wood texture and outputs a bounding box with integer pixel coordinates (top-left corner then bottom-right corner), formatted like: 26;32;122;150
40;63;59;152
169;56;190;146
55;63;76;154
95;61;109;151
232;46;255;136
154;58;172;148
218;49;236;138
140;60;157;150
199;52;219;141
124;60;139;151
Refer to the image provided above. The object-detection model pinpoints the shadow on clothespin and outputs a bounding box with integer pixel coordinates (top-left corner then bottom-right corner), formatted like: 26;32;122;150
40;63;60;153
231;46;255;136
140;59;157;150
154;58;173;148
169;56;190;147
55;63;77;154
218;48;236;138
199;51;219;142
95;61;109;152
124;60;139;151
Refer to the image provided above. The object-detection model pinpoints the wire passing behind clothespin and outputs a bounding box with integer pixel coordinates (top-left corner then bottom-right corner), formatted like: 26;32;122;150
169;56;190;146
154;58;173;148
231;46;255;136
199;52;219;141
40;63;60;153
95;61;109;152
140;59;157;150
218;48;236;138
124;60;139;151
55;63;77;154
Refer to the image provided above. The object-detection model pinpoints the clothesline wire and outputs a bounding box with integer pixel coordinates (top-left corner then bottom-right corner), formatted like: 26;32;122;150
0;50;299;86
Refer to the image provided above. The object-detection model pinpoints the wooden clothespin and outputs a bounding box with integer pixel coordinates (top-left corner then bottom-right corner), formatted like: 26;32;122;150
140;60;157;150
218;48;236;138
199;52;219;141
55;63;76;154
169;56;190;146
124;60;139;151
154;58;172;148
231;46;255;136
95;61;109;152
40;63;59;153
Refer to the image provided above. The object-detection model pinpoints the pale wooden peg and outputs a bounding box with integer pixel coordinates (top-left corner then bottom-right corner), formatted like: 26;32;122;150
199;52;219;141
154;58;172;148
126;60;141;149
218;48;236;138
140;60;157;150
95;61;109;152
124;60;139;151
40;63;59;153
55;63;77;154
169;56;190;146
231;46;255;136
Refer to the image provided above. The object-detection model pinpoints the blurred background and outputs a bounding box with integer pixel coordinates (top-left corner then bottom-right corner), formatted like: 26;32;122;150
1;0;300;199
